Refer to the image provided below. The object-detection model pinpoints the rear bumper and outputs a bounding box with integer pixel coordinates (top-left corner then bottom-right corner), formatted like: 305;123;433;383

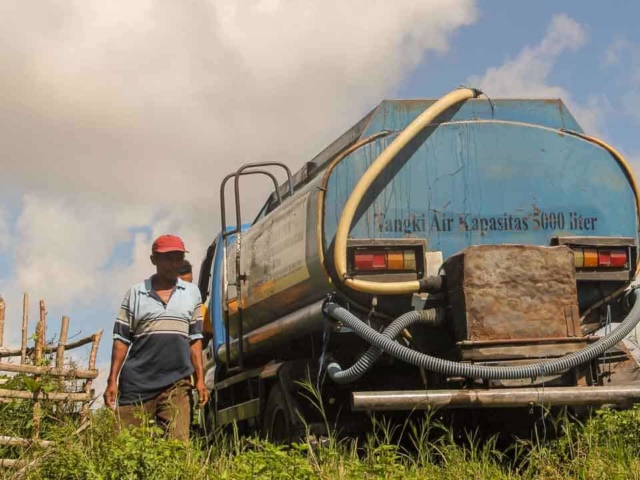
351;385;640;411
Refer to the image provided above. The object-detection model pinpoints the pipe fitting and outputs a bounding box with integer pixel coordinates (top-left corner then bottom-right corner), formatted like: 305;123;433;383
418;276;445;293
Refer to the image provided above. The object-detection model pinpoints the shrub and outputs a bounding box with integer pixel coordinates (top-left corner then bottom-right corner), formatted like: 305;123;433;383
3;404;640;480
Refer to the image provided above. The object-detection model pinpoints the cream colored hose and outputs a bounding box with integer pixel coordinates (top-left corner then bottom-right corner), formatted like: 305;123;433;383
333;87;481;295
564;131;640;323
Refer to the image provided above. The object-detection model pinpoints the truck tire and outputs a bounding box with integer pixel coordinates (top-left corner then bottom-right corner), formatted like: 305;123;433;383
262;384;295;443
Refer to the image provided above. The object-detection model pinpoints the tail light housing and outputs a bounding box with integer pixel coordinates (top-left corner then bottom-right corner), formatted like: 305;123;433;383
347;239;426;279
353;249;417;271
573;247;628;269
552;236;635;282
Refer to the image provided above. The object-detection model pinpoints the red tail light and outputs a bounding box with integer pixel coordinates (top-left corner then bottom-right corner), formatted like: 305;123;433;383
354;252;387;270
573;247;628;269
353;249;418;272
554;236;634;282
598;250;628;268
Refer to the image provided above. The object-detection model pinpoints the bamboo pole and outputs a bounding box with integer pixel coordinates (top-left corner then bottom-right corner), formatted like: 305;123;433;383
13;421;88;479
32;301;46;439
34;300;45;363
0;389;93;402
41;301;47;348
82;330;103;418
0;436;54;448
0;363;98;379
15;458;40;479
0;459;24;468
0;332;101;358
20;293;28;364
55;317;70;370
0;296;5;350
56;317;70;390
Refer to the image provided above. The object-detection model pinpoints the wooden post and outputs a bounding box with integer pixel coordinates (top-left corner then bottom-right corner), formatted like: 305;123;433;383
0;363;98;378
0;436;54;448
20;293;29;364
0;389;93;402
88;331;103;371
34;300;46;362
0;333;99;358
82;330;103;418
56;317;69;389
0;296;5;350
32;300;46;440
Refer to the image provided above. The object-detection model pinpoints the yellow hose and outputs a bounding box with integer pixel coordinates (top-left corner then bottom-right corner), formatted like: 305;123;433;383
564;131;640;322
333;87;481;295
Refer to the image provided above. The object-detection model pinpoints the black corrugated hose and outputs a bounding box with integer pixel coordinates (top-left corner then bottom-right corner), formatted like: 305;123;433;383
327;308;444;384
324;289;640;380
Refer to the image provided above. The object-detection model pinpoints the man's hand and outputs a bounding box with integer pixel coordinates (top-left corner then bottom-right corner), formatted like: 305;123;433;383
195;380;209;407
189;339;208;407
104;380;118;410
105;339;129;411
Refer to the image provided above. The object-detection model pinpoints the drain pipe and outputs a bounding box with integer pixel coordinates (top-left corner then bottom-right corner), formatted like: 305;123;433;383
325;289;640;380
327;308;444;384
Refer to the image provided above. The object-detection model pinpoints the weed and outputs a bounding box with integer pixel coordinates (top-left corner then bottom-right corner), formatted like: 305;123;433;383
3;401;640;479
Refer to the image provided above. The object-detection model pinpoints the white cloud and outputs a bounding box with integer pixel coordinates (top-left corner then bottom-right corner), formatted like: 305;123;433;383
468;14;605;135
603;37;640;126
0;0;478;350
0;0;477;205
0;206;10;254
12;195;154;306
603;37;632;66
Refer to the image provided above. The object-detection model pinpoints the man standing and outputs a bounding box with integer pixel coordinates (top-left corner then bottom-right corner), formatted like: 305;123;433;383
104;235;209;441
178;259;193;283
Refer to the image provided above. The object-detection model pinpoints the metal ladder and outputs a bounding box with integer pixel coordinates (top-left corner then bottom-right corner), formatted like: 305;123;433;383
219;162;293;372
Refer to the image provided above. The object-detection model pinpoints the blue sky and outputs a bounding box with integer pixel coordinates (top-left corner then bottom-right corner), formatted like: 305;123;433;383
1;1;639;396
401;3;640;156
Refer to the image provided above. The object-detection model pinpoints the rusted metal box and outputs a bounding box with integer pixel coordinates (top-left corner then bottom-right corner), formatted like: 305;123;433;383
443;245;580;343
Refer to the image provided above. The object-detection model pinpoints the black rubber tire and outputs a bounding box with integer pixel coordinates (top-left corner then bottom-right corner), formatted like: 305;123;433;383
262;384;294;444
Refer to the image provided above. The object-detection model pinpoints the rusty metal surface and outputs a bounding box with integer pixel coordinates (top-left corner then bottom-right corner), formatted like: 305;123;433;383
216;398;261;426
456;336;599;347
217;300;325;364
600;341;640;386
214;362;282;392
444;245;580;342
459;340;591;362
351;385;640;411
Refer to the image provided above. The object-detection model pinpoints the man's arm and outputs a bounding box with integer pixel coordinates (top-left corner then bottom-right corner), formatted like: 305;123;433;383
105;289;134;410
189;340;209;406
189;293;209;407
104;340;129;409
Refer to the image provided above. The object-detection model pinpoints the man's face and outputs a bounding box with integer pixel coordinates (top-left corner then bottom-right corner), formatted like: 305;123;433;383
151;251;185;281
180;272;193;283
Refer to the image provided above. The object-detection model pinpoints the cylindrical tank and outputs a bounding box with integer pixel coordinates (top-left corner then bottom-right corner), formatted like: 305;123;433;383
225;98;639;336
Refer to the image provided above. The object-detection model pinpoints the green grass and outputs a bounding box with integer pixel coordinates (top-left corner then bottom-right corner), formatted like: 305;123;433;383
2;405;640;479
3;372;640;479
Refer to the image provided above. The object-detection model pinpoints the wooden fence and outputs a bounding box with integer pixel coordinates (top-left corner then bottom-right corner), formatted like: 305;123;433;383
0;293;103;475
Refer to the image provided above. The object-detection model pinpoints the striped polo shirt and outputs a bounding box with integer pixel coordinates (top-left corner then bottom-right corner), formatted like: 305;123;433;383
113;276;204;405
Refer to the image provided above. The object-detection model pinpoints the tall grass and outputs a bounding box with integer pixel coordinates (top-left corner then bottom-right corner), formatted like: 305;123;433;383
3;391;640;479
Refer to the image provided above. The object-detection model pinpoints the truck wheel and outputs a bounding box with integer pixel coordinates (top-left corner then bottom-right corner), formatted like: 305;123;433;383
262;384;294;443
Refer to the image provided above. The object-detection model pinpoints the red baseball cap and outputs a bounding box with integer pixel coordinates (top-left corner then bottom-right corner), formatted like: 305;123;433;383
152;235;188;254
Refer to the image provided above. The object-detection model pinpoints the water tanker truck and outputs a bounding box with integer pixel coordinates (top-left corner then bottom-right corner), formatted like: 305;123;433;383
197;87;640;440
